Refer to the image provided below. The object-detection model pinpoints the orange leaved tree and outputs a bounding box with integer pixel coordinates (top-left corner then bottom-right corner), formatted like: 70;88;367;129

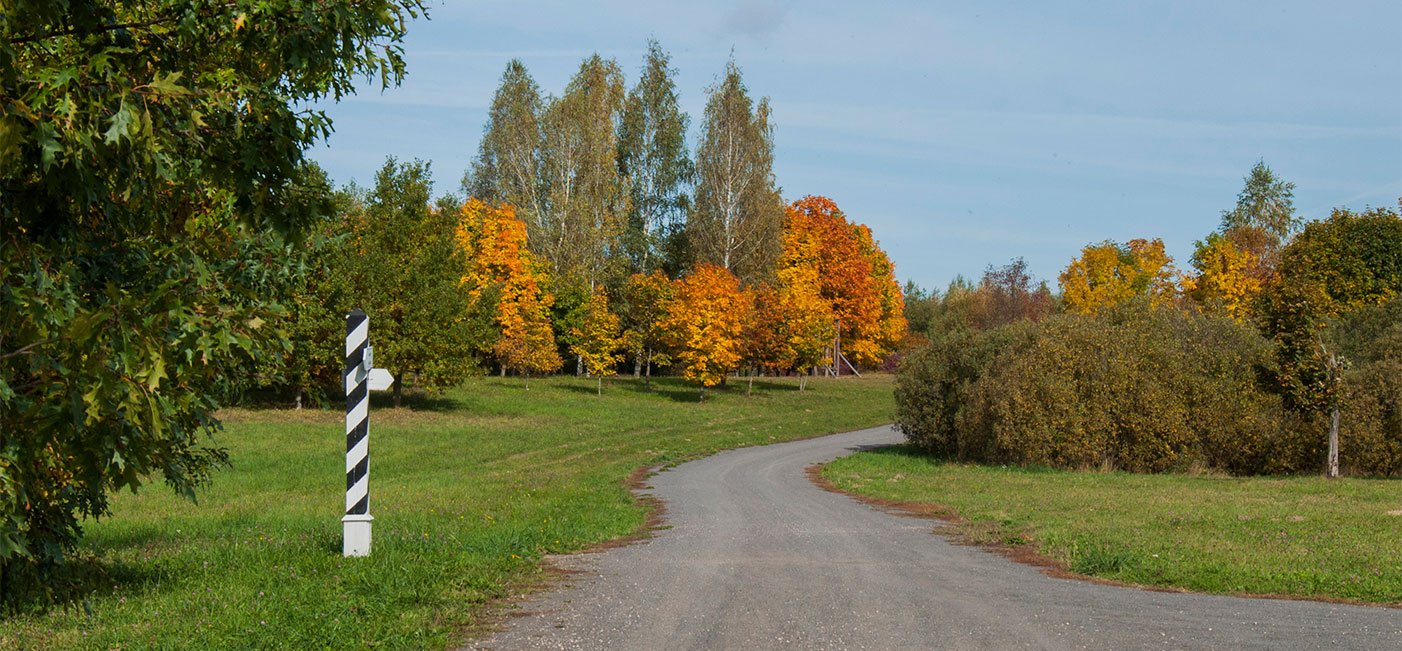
661;263;752;399
569;288;625;395
780;195;904;369
456;198;562;386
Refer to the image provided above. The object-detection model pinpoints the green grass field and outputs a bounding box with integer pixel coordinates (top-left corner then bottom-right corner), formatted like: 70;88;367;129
822;444;1402;605
0;375;894;649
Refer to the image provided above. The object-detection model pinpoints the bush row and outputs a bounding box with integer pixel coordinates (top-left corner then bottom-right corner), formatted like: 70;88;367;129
896;300;1402;476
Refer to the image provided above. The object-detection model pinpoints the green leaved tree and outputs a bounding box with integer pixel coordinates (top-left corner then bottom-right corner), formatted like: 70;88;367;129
0;0;424;585
618;40;693;275
690;59;783;286
342;158;490;407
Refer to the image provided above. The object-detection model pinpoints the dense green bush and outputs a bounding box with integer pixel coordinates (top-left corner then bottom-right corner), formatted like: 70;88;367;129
897;303;1343;475
1328;300;1402;476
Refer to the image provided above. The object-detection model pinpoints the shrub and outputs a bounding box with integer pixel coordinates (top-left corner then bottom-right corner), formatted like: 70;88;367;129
897;302;1339;475
1329;300;1402;476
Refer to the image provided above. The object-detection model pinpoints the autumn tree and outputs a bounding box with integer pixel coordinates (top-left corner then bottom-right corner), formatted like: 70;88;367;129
618;271;675;385
1059;238;1177;314
569;288;625;395
538;55;628;289
780;196;904;368
1181;231;1268;321
466;60;544;222
455;198;560;385
690;59;783;285
779;277;837;389
741;284;792;394
0;0;422;570
661;264;752;398
454;198;561;384
852;220;909;365
618;40;692;275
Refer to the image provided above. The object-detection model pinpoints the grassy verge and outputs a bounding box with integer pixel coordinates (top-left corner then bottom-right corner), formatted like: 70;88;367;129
1;375;893;649
822;444;1402;606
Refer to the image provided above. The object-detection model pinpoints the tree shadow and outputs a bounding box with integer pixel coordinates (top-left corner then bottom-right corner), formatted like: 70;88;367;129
1;553;170;617
367;391;466;412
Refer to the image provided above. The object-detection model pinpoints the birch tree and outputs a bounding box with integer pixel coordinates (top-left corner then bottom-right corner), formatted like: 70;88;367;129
539;55;627;288
466;61;543;214
618;40;693;275
690;59;782;285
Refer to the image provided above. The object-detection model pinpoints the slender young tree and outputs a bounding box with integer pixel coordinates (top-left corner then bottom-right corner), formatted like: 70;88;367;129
619;270;675;385
569;288;625;395
466;60;544;223
690;59;783;285
538;55;628;289
1220;160;1300;255
618;40;693;274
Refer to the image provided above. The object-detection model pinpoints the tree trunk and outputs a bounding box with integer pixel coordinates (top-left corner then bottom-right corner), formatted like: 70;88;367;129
644;349;652;388
747;372;754;396
393;373;403;408
633;355;641;378
524;371;530;390
500;365;506;378
1327;405;1341;479
597;376;603;396
295;388;303;411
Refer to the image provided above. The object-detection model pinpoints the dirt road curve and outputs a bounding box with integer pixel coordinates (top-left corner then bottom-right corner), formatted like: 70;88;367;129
468;425;1401;650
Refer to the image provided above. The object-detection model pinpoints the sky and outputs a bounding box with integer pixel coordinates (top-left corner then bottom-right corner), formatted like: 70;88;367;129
309;0;1402;290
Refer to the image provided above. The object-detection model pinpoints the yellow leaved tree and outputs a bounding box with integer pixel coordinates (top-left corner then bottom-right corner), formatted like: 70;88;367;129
569;288;624;395
661;264;752;398
1182;230;1271;321
1059;238;1177;313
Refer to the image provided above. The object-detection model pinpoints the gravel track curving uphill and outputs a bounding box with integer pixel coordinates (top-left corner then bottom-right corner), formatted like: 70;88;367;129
468;425;1402;650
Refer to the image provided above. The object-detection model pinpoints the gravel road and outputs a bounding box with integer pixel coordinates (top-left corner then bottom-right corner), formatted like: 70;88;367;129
468;425;1401;650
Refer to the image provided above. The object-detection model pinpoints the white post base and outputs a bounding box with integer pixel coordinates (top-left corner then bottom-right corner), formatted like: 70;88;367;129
342;514;374;557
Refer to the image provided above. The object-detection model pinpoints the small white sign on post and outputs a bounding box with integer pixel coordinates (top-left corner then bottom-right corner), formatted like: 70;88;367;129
367;368;394;392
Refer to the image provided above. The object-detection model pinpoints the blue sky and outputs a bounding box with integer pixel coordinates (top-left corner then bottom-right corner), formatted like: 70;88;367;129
309;1;1402;290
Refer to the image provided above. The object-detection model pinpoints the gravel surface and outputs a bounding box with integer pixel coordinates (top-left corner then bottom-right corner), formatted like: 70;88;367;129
467;425;1402;650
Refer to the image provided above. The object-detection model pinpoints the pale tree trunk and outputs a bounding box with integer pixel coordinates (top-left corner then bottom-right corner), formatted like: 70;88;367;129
524;371;530;390
294;388;303;411
747;371;754;396
1327;405;1341;479
597;376;603;396
645;349;653;388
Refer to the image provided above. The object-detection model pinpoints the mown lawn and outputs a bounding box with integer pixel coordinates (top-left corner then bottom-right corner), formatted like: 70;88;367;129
0;374;894;649
822;444;1402;605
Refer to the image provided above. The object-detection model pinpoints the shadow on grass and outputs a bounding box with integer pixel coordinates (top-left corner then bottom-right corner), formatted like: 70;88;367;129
367;391;467;412
0;554;170;618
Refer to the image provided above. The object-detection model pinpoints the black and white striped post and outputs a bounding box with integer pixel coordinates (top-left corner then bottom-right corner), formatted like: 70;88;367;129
343;308;388;557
